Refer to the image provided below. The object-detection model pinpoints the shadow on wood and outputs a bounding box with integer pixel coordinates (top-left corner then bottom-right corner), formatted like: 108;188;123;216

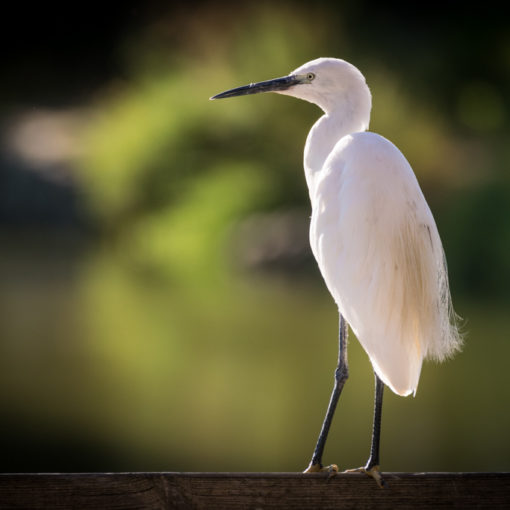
0;472;509;509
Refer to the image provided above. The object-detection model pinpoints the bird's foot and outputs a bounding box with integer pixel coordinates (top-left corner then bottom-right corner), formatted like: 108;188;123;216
344;465;386;488
303;462;339;478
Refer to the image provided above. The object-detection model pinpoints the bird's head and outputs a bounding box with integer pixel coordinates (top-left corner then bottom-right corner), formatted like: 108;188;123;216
211;57;371;116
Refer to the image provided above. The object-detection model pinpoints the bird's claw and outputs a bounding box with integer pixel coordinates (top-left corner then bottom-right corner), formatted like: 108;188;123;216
344;465;386;488
303;462;339;478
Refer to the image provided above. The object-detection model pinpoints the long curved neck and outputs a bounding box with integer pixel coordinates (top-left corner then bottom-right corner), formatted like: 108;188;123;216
304;109;369;199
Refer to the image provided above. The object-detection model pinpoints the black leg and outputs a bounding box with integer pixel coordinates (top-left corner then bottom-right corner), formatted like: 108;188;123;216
305;314;349;471
365;372;384;470
343;370;386;487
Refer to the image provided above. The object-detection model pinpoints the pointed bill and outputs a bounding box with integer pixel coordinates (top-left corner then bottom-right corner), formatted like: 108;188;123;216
210;75;302;100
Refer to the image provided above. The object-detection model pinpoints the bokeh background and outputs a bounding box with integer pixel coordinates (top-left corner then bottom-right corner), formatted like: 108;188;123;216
1;2;509;473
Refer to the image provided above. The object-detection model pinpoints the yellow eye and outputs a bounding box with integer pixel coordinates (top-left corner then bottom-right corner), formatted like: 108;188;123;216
307;72;316;81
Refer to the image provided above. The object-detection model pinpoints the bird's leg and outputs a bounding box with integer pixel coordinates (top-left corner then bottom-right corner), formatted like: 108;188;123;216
304;314;348;474
366;372;384;472
345;372;386;488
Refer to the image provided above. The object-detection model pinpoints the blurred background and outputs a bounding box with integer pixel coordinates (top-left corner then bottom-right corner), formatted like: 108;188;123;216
1;1;509;473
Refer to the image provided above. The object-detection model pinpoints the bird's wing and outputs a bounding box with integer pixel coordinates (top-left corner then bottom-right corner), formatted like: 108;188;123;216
310;132;461;396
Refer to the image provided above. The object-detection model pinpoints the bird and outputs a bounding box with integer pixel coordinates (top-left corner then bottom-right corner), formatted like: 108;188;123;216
210;58;462;487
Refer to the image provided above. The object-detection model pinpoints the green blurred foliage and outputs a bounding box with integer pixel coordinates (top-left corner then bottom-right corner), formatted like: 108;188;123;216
77;13;316;280
1;2;510;473
75;3;510;296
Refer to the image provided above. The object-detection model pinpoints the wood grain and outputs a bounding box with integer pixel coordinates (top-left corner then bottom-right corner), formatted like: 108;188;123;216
0;472;508;509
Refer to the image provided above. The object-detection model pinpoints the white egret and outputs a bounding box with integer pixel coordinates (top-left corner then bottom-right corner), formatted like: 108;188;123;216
211;58;462;486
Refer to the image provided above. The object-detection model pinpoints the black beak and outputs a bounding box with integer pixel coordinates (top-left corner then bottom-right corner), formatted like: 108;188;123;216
210;74;301;100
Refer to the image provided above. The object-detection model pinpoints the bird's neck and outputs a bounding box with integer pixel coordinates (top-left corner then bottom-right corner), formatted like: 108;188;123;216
304;108;370;199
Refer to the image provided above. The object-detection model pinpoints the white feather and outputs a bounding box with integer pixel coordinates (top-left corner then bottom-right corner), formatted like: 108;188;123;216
285;58;462;396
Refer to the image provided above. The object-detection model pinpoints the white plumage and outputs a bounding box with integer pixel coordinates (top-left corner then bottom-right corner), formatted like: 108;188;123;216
282;58;462;396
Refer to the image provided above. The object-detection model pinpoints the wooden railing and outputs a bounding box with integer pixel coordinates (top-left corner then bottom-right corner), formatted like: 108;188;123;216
0;472;508;509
